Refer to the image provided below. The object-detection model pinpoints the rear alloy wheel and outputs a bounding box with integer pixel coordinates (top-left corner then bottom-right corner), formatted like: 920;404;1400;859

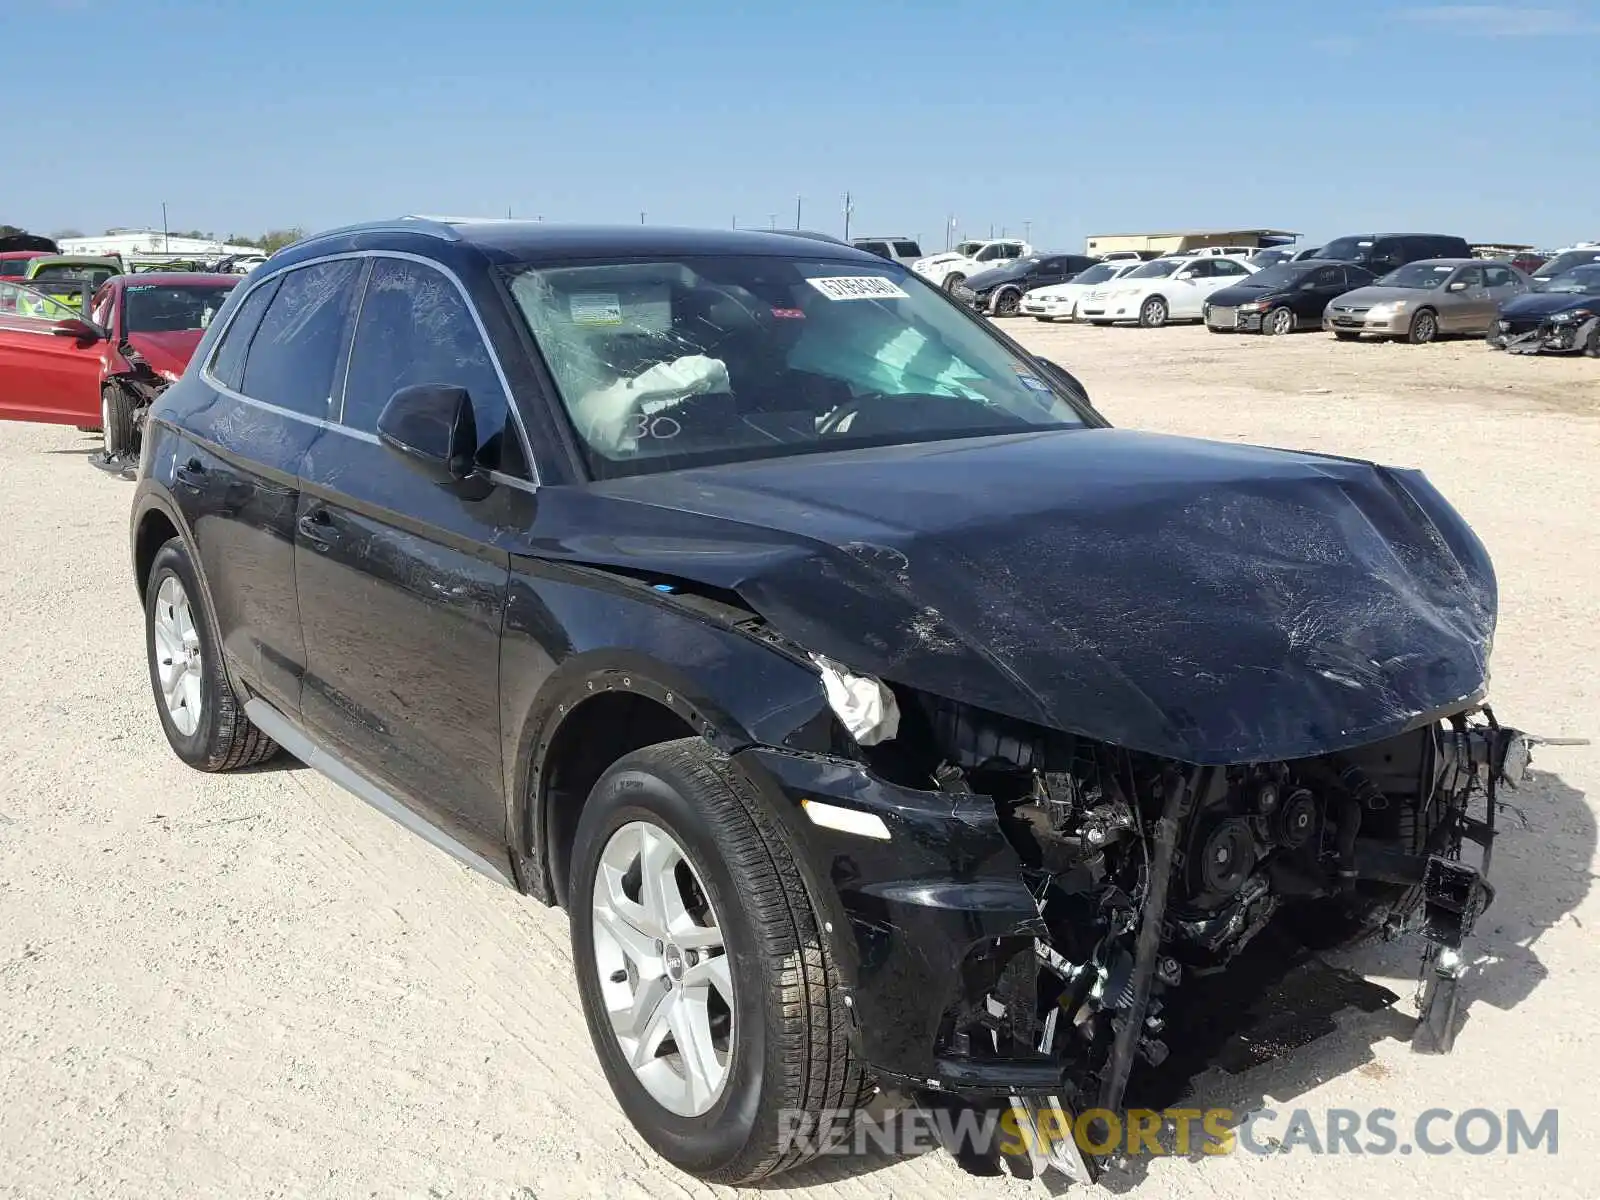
145;538;279;771
1264;306;1296;336
992;287;1022;317
1139;296;1168;328
1407;309;1439;345
102;384;139;459
569;738;868;1183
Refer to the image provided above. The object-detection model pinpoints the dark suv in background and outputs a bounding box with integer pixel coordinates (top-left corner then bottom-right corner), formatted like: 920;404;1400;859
128;217;1523;1186
1312;232;1473;274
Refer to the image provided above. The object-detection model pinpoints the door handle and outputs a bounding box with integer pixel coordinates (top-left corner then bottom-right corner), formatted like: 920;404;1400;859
174;457;206;492
297;508;338;549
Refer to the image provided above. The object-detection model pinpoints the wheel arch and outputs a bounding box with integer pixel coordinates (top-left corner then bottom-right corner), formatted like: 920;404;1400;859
511;645;833;908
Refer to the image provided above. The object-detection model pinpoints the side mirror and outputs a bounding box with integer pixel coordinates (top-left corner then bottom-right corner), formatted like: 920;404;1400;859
51;317;101;343
376;383;489;495
1447;281;1468;292
1176;270;1195;280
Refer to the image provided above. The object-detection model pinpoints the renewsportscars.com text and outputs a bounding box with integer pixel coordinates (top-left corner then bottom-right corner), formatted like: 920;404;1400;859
778;1105;1560;1159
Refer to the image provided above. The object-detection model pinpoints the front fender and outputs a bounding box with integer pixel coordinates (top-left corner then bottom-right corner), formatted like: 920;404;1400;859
499;561;836;892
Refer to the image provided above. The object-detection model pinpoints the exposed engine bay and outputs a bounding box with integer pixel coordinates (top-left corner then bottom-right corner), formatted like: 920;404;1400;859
847;685;1530;1175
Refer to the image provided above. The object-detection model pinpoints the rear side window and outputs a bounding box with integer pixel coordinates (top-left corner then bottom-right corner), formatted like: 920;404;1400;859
893;241;922;258
241;260;363;418
208;277;281;392
341;258;510;468
1483;265;1517;287
854;242;891;259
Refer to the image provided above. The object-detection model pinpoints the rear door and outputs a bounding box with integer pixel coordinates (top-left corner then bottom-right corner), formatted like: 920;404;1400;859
172;258;365;715
294;254;524;856
0;281;103;424
1481;264;1527;324
1298;264;1348;319
1168;259;1213;316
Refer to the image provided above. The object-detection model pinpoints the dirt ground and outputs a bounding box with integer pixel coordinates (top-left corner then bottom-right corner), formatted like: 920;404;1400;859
1;322;1596;1199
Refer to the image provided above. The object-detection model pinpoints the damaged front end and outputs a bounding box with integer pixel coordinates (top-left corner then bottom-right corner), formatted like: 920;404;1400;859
100;342;175;463
1490;310;1600;355
745;678;1531;1179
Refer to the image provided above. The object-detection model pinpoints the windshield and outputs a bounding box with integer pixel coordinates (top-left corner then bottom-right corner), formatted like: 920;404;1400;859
1376;262;1454;289
32;263;118;287
1317;237;1374;261
1123;260;1180;280
1533;250;1600;279
504;255;1088;479
123;282;237;333
1535;265;1600;294
1072;263;1121;285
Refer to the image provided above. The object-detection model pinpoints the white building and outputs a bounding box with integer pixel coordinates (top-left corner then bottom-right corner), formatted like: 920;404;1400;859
57;228;264;259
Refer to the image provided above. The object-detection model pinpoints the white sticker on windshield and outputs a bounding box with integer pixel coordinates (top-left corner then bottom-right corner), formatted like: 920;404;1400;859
805;275;911;301
569;292;622;324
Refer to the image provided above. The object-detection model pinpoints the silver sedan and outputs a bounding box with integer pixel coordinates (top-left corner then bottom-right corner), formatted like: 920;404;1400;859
1323;259;1530;344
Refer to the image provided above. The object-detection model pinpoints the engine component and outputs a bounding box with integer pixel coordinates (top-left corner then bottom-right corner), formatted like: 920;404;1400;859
1189;818;1256;908
1271;787;1318;848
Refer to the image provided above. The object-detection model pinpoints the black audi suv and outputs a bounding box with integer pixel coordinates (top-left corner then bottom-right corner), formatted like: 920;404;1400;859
129;217;1527;1185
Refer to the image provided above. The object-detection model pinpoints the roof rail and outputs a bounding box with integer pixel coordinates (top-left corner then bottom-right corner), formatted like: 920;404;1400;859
298;216;465;246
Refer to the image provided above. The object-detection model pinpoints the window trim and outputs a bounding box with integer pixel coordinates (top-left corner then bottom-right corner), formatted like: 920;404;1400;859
200;248;538;489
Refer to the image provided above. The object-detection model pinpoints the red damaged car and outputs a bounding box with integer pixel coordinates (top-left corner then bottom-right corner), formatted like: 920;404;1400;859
0;271;238;461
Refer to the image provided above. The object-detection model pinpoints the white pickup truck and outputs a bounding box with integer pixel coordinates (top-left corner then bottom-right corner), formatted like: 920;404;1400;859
911;238;1034;292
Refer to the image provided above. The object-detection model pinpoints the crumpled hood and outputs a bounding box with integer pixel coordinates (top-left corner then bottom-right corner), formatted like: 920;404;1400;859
551;429;1497;764
1500;290;1598;319
965;262;1033;291
124;330;205;376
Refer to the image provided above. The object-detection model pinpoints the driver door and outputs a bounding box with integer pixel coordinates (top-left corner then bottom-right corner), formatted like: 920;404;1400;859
0;281;104;425
1442;265;1488;332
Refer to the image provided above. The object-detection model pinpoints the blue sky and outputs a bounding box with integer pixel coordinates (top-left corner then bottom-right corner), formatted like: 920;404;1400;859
7;0;1598;251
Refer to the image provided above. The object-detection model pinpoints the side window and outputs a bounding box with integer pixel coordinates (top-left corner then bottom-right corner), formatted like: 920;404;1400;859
1212;259;1247;276
1453;266;1485;288
1312;266;1344;288
892;241;922;258
241;259;363;418
1483;265;1516;288
207;276;280;392
1182;260;1213;278
341;258;510;469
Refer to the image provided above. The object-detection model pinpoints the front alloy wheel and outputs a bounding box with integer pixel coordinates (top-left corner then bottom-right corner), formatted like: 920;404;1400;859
592;820;734;1117
1408;310;1439;344
1266;306;1296;336
1139;296;1168;328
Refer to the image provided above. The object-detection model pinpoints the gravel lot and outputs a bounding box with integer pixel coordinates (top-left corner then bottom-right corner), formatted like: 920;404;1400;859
1;323;1596;1199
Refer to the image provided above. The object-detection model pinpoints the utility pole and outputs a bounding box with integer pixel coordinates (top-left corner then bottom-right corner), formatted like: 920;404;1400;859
161;202;169;251
640;211;646;224
842;191;854;241
947;215;957;251
795;194;802;230
769;214;776;230
1023;219;1032;242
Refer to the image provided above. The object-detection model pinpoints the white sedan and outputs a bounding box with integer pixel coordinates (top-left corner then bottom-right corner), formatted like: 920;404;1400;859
1078;255;1259;328
1021;260;1141;321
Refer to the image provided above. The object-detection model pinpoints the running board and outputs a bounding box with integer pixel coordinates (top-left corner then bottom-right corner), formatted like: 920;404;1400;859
244;698;517;890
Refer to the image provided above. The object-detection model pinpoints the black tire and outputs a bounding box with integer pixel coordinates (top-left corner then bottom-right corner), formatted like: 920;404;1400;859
992;287;1021;317
1138;295;1168;328
144;538;279;771
942;272;965;294
1334;331;1361;342
1263;306;1296;336
569;738;868;1183
1406;309;1439;345
1586;325;1600;357
102;383;139;459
